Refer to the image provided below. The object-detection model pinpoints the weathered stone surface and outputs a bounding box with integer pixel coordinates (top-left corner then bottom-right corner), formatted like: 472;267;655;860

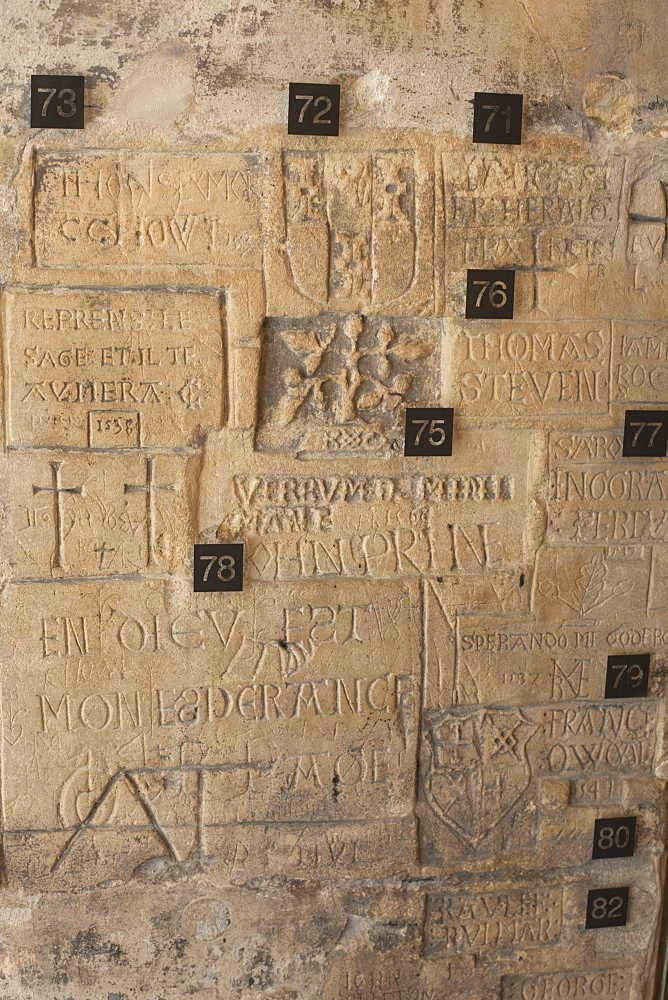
0;0;667;997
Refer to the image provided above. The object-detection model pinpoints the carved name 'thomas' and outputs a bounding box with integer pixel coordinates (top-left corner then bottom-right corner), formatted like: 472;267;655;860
33;150;262;267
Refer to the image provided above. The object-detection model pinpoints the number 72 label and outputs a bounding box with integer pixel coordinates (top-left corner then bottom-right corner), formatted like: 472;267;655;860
194;543;244;592
288;82;340;136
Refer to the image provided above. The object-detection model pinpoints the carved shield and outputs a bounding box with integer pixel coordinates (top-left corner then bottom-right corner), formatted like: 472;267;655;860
283;152;329;303
424;709;536;846
283;152;416;307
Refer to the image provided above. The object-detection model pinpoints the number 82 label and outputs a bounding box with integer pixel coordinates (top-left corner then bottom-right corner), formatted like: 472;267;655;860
585;886;629;928
194;543;244;592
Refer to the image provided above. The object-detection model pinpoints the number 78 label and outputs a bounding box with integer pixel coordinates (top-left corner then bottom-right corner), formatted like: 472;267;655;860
194;544;244;592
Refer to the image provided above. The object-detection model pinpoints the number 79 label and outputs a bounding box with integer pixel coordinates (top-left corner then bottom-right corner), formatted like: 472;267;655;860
404;408;454;456
605;653;649;699
194;544;244;592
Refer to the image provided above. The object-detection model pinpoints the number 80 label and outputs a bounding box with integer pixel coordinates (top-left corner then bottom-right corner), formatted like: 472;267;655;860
194;544;244;592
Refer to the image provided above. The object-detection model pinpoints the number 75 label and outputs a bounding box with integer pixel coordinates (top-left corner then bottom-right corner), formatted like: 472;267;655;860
404;408;454;456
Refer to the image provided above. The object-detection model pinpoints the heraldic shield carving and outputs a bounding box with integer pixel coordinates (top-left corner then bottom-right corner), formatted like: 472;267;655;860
283;151;416;309
424;709;537;847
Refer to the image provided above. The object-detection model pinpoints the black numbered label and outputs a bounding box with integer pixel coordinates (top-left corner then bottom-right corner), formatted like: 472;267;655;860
622;410;668;457
466;269;515;319
31;75;84;129
404;408;453;457
473;92;523;144
288;83;340;136
585;887;629;929
194;544;244;592
592;817;637;860
605;653;650;699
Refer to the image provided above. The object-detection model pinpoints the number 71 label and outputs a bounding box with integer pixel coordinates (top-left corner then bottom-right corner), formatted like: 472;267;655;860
194;543;244;592
404;408;454;457
473;92;523;144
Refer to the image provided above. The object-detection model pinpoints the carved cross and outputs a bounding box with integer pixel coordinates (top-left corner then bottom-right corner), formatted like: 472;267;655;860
33;461;83;570
124;456;177;570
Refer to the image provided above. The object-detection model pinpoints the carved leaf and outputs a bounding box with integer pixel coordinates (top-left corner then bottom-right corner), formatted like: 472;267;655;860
572;552;606;613
389;338;433;361
281;328;322;358
375;321;395;350
357;388;384;409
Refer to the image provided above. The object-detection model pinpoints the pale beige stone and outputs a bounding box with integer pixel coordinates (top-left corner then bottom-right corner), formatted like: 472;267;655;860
0;0;667;997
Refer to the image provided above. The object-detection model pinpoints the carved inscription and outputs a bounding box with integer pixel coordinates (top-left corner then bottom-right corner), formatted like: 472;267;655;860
612;321;668;404
549;431;668;544
7;453;191;578
445;151;623;309
446;320;610;417
424;888;563;955
502;970;632;1000
213;428;532;582
2;579;420;884
33;150;262;267
418;699;658;866
282;151;420;309
4;286;225;448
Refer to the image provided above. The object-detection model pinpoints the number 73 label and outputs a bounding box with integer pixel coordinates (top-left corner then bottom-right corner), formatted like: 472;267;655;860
404;408;454;457
31;74;84;129
194;543;244;592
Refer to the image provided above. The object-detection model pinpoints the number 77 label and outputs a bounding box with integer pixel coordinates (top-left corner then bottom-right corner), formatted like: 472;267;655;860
622;409;668;457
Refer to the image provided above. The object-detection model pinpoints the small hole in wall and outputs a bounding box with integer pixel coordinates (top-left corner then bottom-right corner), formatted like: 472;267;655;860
519;574;525;587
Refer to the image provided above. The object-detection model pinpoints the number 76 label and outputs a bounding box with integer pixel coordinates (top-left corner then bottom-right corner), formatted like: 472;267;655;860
466;269;515;319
